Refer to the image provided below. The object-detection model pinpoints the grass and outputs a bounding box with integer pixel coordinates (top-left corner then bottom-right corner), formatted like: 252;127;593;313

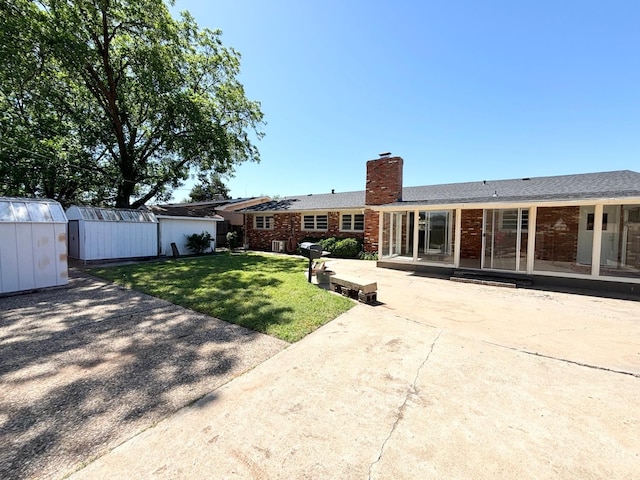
89;252;355;342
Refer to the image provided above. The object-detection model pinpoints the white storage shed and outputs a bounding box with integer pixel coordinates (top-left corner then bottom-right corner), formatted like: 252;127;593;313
66;206;158;261
156;214;222;256
0;197;69;294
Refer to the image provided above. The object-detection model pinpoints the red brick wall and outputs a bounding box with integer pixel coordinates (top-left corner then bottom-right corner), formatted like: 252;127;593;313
534;206;580;262
364;208;379;252
245;212;364;252
460;209;483;260
365;156;403;205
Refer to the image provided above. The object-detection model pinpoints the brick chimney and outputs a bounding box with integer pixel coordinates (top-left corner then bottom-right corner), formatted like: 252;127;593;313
365;153;403;205
363;153;404;252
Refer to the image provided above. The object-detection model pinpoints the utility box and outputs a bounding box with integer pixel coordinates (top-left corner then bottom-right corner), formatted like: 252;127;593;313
0;197;69;294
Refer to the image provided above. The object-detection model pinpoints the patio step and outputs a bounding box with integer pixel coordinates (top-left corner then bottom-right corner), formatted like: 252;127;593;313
450;270;532;288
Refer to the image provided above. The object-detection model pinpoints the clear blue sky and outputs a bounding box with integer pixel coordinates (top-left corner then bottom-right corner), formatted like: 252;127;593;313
171;0;640;200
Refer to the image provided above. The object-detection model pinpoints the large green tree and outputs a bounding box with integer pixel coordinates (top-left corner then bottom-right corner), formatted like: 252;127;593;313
188;172;231;202
0;0;263;208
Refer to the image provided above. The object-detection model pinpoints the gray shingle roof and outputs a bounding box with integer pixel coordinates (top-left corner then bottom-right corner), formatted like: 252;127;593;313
242;170;640;212
242;190;366;212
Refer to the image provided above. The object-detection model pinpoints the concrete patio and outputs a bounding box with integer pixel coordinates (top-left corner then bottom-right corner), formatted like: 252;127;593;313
66;258;640;479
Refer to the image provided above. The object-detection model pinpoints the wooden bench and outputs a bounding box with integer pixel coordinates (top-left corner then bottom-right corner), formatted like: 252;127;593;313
330;275;377;304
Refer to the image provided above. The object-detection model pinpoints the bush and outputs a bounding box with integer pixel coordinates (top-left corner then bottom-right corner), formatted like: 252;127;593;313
226;231;239;250
358;251;378;261
318;237;337;252
332;238;361;258
185;231;213;254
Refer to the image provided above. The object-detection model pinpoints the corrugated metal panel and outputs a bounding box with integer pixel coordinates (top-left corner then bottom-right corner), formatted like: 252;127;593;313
0;197;68;294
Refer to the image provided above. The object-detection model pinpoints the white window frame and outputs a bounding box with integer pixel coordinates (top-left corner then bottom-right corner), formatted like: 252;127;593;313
254;215;274;230
340;211;365;232
302;213;328;231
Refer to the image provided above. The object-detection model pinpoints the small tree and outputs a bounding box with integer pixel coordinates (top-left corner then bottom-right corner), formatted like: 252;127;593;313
226;231;239;250
185;231;213;254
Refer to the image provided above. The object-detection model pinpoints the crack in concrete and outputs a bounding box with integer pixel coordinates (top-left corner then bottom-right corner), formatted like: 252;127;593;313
368;330;443;480
482;340;640;379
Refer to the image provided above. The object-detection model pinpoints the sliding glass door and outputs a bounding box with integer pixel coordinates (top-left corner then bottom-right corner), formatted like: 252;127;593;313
483;208;528;272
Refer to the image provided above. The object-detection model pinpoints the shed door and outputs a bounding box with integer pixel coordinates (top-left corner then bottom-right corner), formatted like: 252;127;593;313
68;220;80;258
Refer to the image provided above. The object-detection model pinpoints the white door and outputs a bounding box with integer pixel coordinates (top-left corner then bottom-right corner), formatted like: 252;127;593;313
577;206;620;265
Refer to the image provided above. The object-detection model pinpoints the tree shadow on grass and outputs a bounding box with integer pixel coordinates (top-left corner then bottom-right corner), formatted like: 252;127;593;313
0;272;287;480
92;253;322;339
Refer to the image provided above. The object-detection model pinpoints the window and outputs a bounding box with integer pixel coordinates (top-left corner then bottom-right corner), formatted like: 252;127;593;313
255;215;274;229
303;214;328;231
341;213;365;231
26;202;53;222
587;213;608;231
501;209;528;231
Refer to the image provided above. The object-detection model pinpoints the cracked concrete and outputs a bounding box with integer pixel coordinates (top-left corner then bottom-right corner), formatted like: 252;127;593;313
369;330;442;479
68;258;639;479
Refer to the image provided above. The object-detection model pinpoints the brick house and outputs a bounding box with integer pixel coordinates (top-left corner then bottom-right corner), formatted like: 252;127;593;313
243;154;640;290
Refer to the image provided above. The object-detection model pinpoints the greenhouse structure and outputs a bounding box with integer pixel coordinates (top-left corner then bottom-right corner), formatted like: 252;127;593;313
66;206;158;261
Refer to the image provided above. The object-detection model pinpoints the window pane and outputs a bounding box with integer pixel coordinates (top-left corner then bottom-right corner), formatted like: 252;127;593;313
13;202;30;221
354;214;364;231
49;204;66;222
0;202;14;221
27;202;53;222
316;215;328;230
303;215;314;230
341;214;352;230
265;216;273;229
256;216;264;229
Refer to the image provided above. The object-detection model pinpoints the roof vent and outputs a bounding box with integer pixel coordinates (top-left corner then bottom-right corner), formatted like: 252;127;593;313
379;152;391;158
522;177;530;181
331;189;335;194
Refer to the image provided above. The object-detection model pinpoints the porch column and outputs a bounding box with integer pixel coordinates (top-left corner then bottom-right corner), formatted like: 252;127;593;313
377;211;383;258
591;203;603;276
526;206;537;274
412;210;420;261
454;208;462;268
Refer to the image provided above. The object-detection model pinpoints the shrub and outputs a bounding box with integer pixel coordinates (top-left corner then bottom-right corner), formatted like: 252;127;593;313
358;251;378;261
226;231;239;250
318;237;337;252
332;238;361;258
185;231;213;254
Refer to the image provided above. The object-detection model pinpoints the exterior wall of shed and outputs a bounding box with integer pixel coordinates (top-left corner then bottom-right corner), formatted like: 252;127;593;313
0;222;68;293
158;218;218;256
74;221;157;260
245;212;364;252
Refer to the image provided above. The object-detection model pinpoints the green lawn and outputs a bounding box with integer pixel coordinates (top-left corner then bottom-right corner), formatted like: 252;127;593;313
90;253;354;342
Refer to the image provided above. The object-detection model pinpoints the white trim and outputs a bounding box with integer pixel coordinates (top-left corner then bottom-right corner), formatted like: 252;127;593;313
253;214;274;230
591;204;603;276
370;196;640;212
155;215;222;222
412;209;420;262
339;211;365;232
526;206;537;273
302;212;329;231
377;210;383;257
454;208;462;268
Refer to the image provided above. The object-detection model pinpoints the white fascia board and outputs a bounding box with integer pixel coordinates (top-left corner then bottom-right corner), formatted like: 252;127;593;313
369;196;640;211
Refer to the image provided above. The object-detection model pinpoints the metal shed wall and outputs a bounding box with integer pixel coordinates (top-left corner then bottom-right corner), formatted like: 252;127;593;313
157;216;219;256
0;199;68;294
66;206;158;261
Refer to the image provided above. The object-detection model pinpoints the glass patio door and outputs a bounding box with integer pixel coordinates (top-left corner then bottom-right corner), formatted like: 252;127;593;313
483;208;528;272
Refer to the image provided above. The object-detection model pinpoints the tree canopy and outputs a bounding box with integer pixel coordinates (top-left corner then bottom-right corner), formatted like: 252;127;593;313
0;0;264;208
188;172;231;202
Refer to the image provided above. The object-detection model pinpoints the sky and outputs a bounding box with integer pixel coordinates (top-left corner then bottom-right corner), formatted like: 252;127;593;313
170;0;640;201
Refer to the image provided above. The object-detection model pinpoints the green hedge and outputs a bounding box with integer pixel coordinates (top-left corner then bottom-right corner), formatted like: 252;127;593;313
298;236;362;259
